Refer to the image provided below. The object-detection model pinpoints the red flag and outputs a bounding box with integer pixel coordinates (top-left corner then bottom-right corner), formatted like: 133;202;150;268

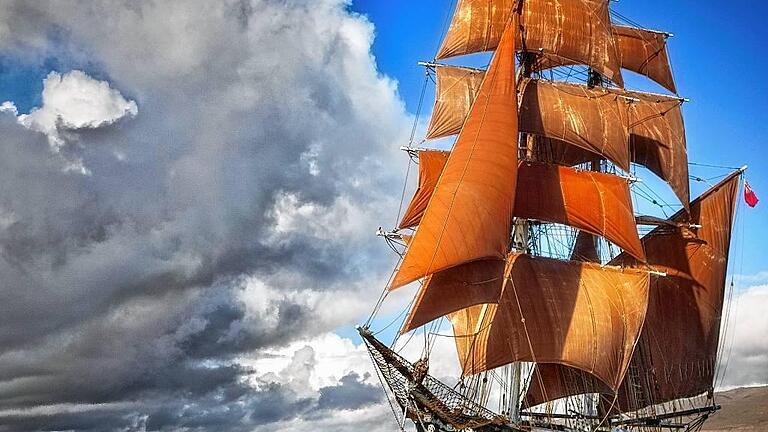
745;181;759;207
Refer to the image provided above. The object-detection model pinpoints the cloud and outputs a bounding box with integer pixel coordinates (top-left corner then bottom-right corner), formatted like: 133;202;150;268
0;0;410;430
17;70;138;141
718;283;768;389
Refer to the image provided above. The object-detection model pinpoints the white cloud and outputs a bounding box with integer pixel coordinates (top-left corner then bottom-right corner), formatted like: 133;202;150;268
16;70;138;149
718;283;768;388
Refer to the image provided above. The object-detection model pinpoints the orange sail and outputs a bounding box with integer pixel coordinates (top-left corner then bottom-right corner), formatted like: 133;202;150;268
436;0;623;86
515;161;645;261
425;71;689;200
394;158;643;261
425;66;485;140
523;172;741;410
524;363;612;409
534;25;677;93
614;25;676;93
388;23;518;290
519;79;631;171
450;254;650;391
398;150;450;229
628;90;689;211
401;258;507;334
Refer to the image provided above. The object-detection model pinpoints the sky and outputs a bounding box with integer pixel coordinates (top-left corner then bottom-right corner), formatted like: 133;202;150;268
0;1;765;431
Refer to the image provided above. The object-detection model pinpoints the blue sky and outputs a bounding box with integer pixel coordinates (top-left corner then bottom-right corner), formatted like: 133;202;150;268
350;0;768;278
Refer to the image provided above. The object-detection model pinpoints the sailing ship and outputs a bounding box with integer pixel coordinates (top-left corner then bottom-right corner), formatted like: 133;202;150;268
359;1;748;431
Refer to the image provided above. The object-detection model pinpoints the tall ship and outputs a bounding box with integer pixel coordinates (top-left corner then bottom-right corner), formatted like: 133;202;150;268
359;1;749;431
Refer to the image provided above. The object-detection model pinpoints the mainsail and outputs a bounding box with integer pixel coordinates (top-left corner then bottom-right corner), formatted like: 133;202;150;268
523;171;741;412
361;1;745;431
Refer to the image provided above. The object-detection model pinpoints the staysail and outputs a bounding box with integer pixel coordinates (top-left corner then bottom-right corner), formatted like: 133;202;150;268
436;0;623;86
389;22;518;290
523;171;741;411
425;66;485;140
398;150;450;229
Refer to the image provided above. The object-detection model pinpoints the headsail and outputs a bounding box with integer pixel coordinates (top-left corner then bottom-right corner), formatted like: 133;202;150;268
523;171;742;411
436;0;623;86
389;23;518;290
398;150;450;229
425;66;486;140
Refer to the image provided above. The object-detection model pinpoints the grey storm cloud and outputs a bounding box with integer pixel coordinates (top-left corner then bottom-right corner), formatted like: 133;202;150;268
0;0;409;430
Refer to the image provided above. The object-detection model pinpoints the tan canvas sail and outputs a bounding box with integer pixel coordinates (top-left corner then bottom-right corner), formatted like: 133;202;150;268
628;91;689;211
516;161;645;260
614;25;676;93
523;172;741;410
450;254;650;391
393;159;644;260
534;25;677;93
429;71;690;207
426;66;486;140
401;258;507;334
519;79;631;171
524;363;612;409
389;23;519;290
398;150;450;229
436;0;623;86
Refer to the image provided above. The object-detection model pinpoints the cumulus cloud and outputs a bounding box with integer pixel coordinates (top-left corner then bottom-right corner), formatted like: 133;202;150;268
718;283;768;389
17;70;138;140
0;0;411;430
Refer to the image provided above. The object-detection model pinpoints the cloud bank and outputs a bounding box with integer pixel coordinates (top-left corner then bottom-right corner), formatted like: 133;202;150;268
0;0;411;430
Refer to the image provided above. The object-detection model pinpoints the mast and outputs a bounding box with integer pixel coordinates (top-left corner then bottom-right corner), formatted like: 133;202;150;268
362;2;745;431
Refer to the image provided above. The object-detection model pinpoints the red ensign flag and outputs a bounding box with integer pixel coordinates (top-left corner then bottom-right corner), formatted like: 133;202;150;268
745;181;759;208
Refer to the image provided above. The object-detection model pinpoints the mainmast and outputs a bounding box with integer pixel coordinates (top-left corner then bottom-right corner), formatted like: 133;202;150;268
362;1;746;431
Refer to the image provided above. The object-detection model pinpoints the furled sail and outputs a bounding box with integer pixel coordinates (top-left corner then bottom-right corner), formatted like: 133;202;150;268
436;0;623;86
395;159;644;261
398;150;450;229
450;254;650;391
523;172;741;410
388;23;519;290
426;66;485;140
